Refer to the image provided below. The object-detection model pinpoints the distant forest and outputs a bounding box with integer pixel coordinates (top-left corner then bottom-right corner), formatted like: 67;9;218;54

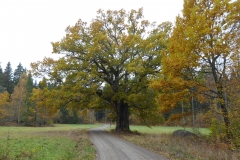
0;62;103;126
0;62;35;94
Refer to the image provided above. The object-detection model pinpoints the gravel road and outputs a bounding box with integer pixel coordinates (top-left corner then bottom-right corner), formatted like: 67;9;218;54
89;125;167;160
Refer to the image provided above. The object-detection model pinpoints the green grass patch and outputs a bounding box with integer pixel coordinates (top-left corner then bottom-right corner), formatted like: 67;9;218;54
108;125;210;135
129;125;210;135
0;124;101;160
0;137;76;159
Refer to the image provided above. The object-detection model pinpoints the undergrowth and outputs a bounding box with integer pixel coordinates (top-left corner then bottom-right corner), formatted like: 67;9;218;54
117;133;240;160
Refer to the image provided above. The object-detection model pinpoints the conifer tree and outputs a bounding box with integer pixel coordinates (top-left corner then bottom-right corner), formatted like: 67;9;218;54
3;62;14;94
13;63;26;86
0;64;4;93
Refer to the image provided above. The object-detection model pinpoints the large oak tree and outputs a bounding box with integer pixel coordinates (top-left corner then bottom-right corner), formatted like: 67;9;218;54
31;8;171;131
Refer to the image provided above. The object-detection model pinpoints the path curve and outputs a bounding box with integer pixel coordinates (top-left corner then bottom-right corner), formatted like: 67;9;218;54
89;125;167;160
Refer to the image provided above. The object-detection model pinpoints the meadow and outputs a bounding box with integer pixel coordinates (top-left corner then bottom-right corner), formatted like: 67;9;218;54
0;124;101;160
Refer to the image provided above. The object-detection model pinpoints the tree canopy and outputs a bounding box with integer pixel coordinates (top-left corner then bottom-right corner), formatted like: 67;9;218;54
31;8;171;131
151;0;240;145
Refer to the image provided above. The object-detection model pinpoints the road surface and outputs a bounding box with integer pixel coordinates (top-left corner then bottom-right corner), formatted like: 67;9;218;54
89;125;167;160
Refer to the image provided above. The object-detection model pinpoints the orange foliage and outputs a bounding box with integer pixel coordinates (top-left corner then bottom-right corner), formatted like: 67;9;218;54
0;92;10;119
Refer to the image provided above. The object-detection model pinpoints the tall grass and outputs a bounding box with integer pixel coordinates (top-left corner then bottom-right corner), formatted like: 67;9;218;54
0;124;101;160
110;125;239;160
123;133;240;160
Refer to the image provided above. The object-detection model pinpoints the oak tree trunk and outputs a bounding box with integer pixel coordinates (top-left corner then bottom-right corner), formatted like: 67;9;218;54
115;101;130;132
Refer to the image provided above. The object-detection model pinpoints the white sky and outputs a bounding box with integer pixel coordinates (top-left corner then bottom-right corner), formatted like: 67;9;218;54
0;0;183;71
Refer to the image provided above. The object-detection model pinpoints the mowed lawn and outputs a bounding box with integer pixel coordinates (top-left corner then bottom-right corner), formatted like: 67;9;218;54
0;124;101;160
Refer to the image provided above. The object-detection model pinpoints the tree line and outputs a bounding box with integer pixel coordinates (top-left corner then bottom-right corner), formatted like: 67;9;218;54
0;62;96;125
0;62;33;123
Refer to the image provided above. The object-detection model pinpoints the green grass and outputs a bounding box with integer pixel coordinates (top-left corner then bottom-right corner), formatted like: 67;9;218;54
0;124;101;160
129;125;210;135
0;124;101;133
109;125;210;135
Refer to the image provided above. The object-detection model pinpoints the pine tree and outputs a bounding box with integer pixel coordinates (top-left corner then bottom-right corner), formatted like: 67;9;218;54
13;63;26;86
0;64;5;93
3;62;14;94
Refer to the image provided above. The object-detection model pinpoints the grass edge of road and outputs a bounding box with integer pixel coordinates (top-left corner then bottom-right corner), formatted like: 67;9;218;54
108;125;240;160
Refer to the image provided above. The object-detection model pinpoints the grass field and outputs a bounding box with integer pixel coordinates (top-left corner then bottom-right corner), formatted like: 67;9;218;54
0;124;101;160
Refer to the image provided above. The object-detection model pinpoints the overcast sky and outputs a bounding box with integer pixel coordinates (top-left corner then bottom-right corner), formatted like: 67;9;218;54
0;0;183;71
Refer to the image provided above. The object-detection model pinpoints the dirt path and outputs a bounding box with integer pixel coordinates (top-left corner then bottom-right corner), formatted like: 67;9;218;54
89;125;167;160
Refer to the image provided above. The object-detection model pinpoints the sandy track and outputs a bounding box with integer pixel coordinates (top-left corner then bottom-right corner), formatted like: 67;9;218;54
89;125;167;160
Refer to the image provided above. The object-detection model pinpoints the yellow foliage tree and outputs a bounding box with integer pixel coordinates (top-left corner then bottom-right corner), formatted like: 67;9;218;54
10;72;27;123
31;8;171;131
30;78;59;125
0;91;10;120
151;0;240;144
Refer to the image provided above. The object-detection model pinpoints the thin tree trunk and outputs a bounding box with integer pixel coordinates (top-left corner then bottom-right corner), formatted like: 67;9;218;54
182;102;185;123
221;103;232;144
191;95;195;127
182;102;186;130
18;89;23;123
216;83;232;144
